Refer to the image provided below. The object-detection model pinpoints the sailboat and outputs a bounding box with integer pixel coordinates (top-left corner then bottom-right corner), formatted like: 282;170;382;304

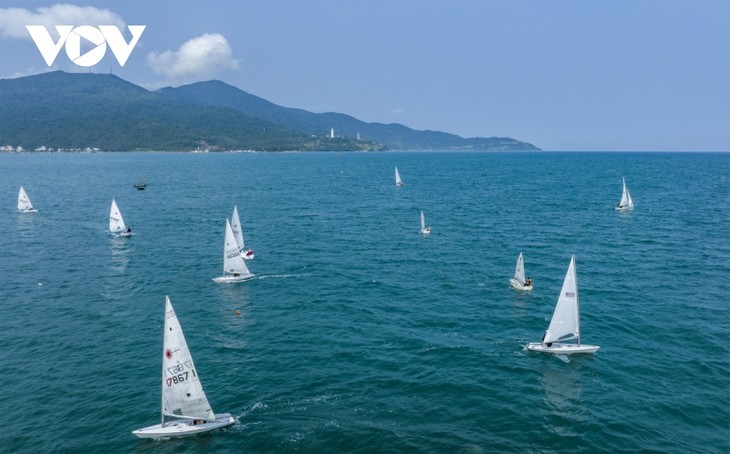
420;210;431;235
509;252;533;291
395;166;404;187
109;199;132;237
526;256;599;354
132;296;236;439
615;177;634;211
17;186;37;213
212;219;255;283
231;206;254;260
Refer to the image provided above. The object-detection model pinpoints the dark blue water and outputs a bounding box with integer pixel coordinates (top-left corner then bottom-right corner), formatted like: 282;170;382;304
1;151;728;452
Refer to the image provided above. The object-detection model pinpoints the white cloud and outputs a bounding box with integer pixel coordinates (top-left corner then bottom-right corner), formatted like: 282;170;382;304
390;107;405;115
0;4;124;39
146;33;239;82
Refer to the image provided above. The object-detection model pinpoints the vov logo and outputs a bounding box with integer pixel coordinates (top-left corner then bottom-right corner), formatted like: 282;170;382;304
26;25;146;67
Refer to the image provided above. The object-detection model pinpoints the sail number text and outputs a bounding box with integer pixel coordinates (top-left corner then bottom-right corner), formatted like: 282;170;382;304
165;361;197;386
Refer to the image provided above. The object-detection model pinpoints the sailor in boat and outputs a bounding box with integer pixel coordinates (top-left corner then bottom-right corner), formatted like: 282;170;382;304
246;249;254;257
525;277;532;287
127;227;132;234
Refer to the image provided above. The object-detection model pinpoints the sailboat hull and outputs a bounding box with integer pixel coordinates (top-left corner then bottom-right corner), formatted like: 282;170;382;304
132;413;236;439
509;278;532;291
526;342;600;354
212;273;255;284
18;208;37;213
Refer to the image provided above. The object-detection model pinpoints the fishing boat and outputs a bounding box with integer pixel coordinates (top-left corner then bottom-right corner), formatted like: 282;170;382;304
509;252;533;291
615;177;634;211
132;296;236;439
526;256;599;354
212;219;254;283
109;199;132;237
420;210;431;235
231;206;254;260
17;186;37;213
395;166;404;187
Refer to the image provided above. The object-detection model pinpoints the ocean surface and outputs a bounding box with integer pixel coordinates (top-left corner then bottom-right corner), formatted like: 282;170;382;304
1;151;728;452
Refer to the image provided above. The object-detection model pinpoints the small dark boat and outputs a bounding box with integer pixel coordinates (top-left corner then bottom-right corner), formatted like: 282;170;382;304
133;183;147;190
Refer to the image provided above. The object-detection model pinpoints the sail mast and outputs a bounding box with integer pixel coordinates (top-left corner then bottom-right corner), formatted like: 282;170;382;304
574;256;581;346
161;297;168;425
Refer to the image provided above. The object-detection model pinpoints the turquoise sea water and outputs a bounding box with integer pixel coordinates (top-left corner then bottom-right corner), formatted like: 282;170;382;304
1;151;728;452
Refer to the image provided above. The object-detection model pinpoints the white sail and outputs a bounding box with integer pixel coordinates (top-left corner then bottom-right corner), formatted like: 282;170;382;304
617;177;634;210
222;219;252;277
231;206;245;250
395;166;403;186
109;199;127;234
18;186;35;212
514;252;526;284
161;296;215;421
419;210;431;234
621;178;634;209
544;256;580;344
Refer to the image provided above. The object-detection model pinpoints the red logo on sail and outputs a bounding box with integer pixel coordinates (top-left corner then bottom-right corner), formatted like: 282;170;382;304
165;349;173;359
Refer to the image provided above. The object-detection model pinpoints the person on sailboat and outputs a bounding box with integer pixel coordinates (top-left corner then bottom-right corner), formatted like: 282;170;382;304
246;249;253;257
127;227;132;234
525;277;532;286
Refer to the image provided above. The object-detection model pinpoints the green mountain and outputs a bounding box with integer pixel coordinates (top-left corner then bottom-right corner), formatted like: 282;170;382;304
0;71;379;151
157;80;540;151
0;71;538;151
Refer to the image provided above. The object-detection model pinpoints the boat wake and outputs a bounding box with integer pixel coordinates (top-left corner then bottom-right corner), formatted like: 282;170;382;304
257;274;310;280
556;354;570;364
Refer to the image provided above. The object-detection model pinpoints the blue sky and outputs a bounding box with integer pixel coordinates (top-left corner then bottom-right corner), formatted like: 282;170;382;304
1;0;728;151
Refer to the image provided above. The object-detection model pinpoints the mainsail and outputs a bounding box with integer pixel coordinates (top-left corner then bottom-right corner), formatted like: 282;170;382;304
231;206;245;250
222;219;252;277
18;186;34;211
544;256;580;344
109;199;127;233
619;177;634;209
395;166;403;186
161;296;215;421
514;252;526;284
